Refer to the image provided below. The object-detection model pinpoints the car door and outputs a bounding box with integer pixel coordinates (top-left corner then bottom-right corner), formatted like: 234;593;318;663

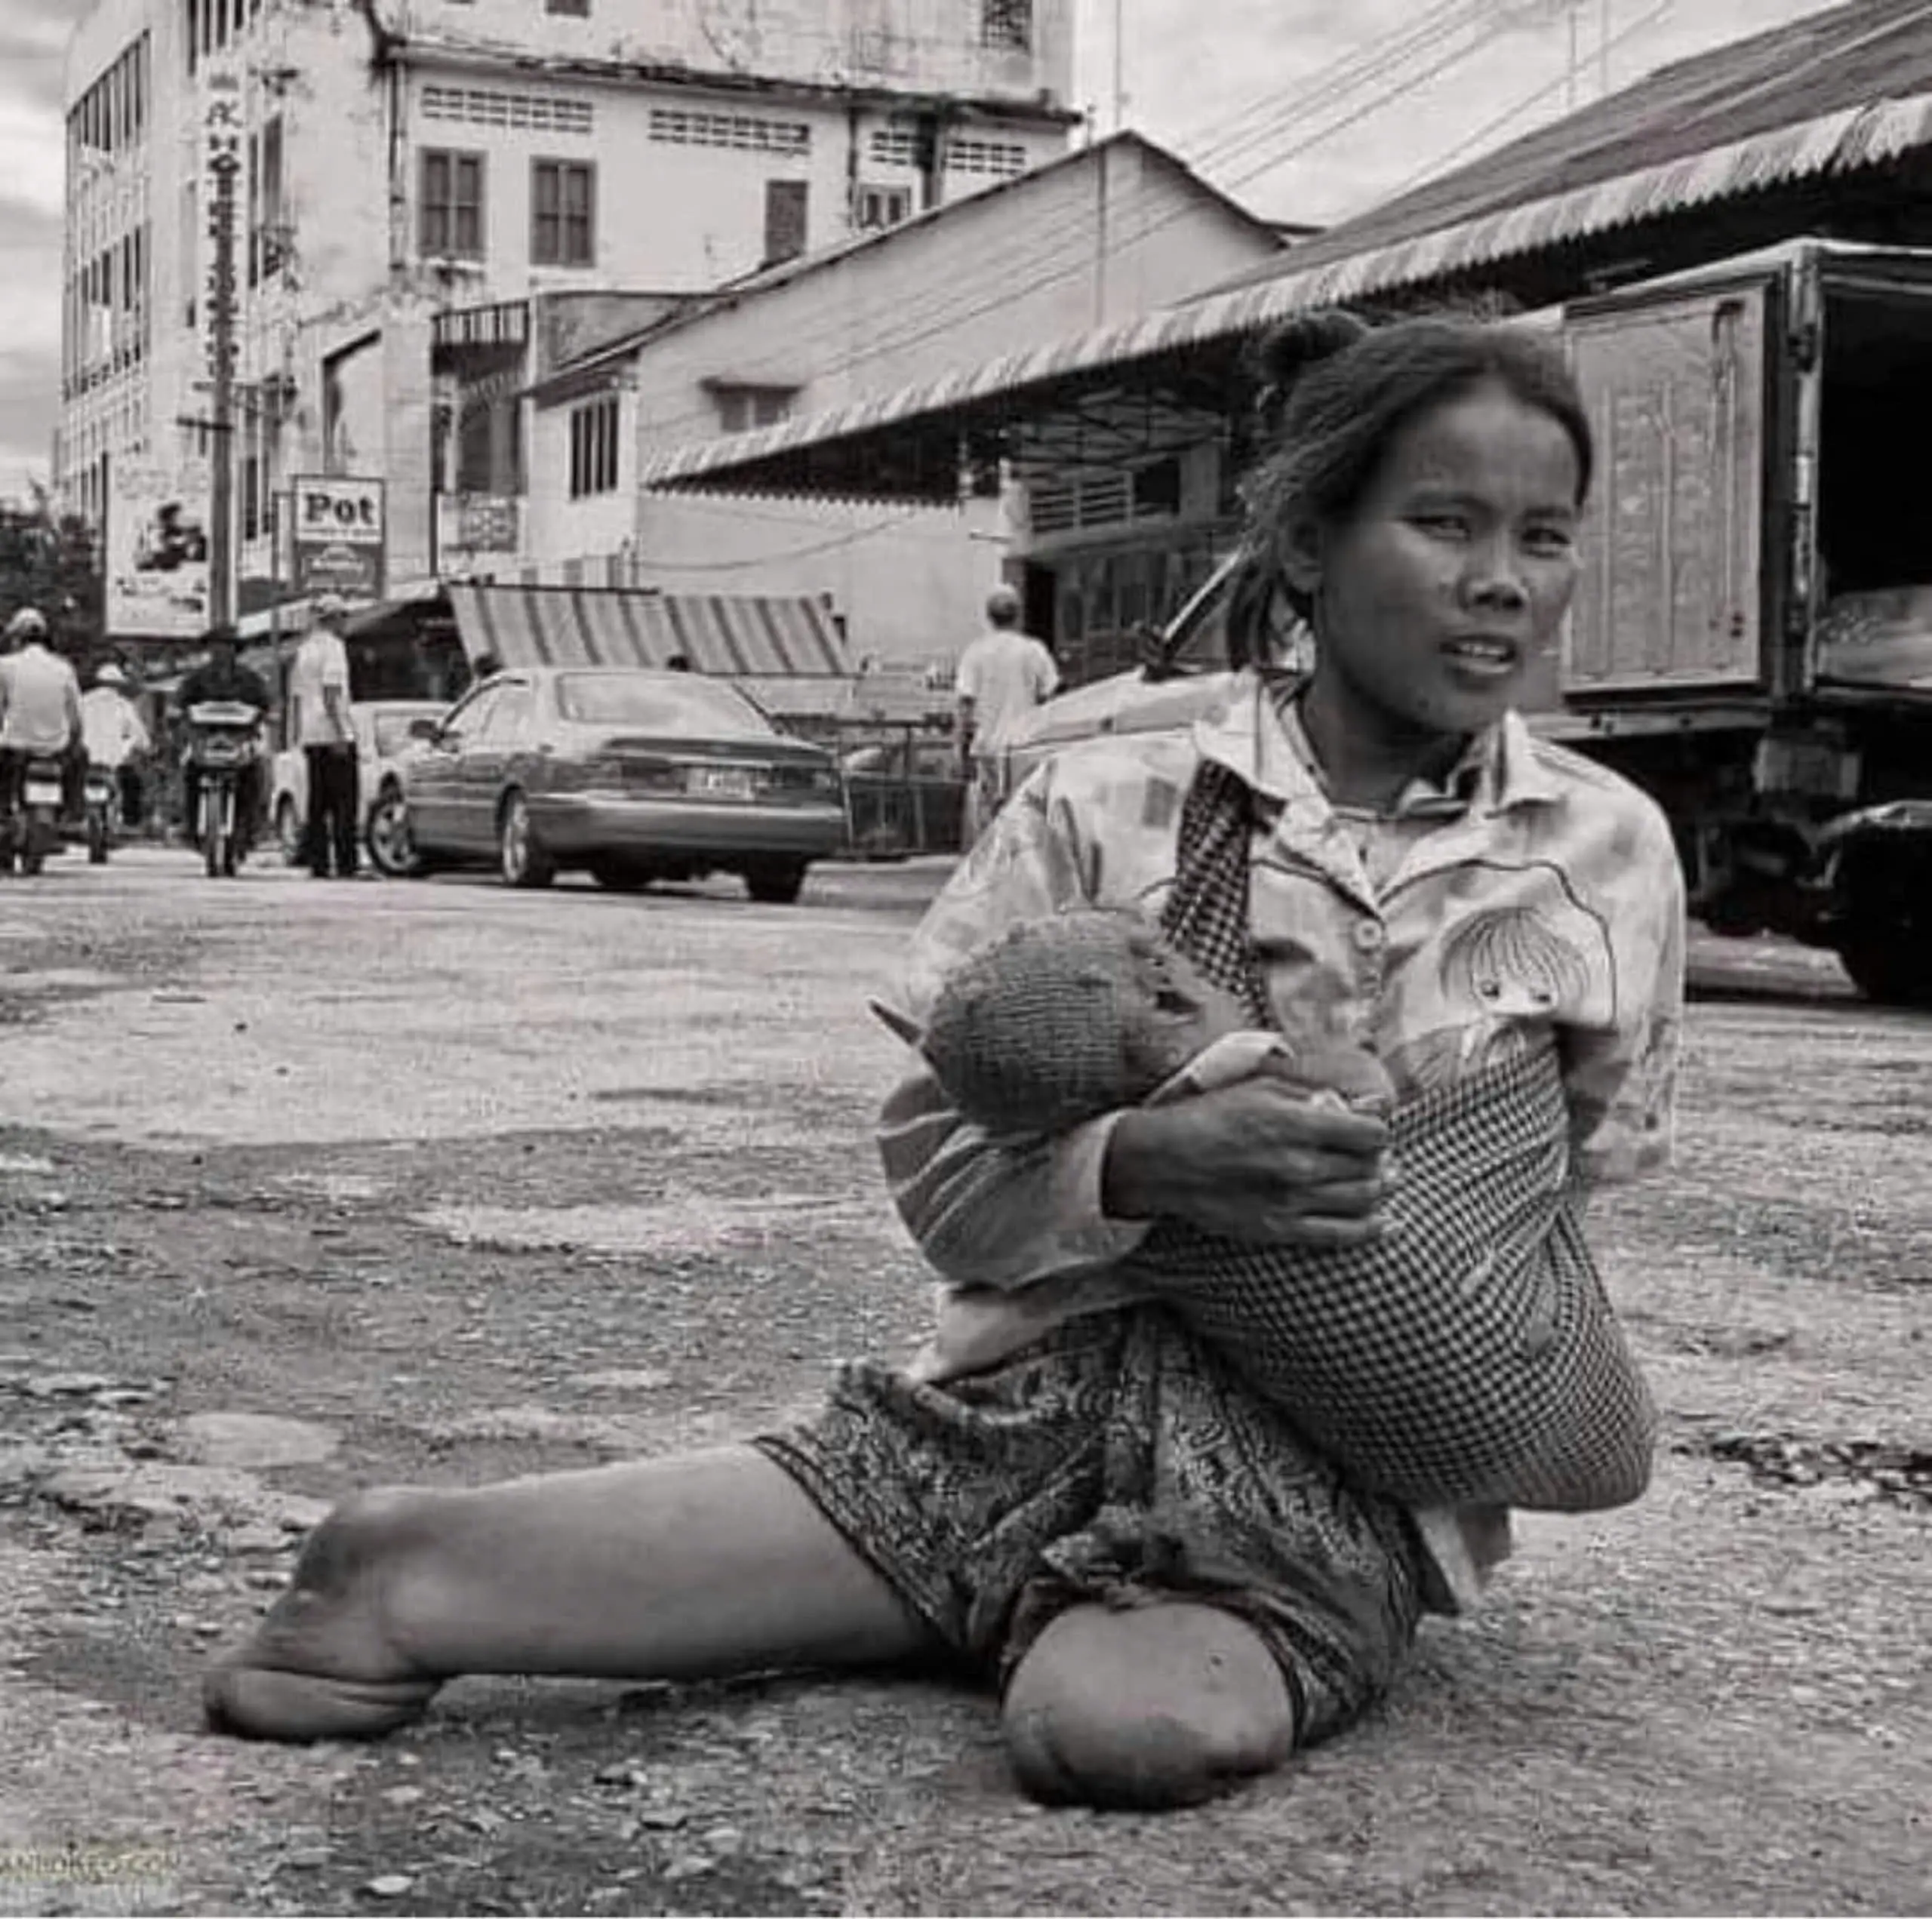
455;677;537;850
408;684;499;853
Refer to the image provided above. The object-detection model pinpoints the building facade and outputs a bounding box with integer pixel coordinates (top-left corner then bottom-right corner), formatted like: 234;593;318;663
58;0;1076;630
506;134;1283;666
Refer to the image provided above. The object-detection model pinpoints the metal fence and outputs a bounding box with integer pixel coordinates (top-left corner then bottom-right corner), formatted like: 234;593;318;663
783;717;968;860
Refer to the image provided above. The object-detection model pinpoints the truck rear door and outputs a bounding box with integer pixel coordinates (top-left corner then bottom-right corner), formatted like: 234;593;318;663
1559;272;1778;700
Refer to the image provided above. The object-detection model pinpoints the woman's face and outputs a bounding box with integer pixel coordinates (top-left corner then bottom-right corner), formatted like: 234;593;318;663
1294;378;1583;744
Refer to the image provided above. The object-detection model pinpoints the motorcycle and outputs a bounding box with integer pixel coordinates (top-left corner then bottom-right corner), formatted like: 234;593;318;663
184;701;263;879
80;762;116;865
2;755;70;876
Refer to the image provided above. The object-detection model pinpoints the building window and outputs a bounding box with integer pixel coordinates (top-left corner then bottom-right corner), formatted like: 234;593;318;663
853;183;912;232
545;0;589;12
569;394;620;498
982;0;1032;51
420;85;592;134
710;385;793;435
763;180;808;266
946;136;1027;177
531;159;595;266
648;107;810;155
420;149;485;259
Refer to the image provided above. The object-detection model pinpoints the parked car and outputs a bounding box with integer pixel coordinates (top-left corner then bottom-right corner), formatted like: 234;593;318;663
376;666;846;900
269;700;447;869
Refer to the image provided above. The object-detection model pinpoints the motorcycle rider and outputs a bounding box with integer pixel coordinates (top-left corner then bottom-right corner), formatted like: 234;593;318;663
81;662;152;831
176;623;272;855
0;608;86;850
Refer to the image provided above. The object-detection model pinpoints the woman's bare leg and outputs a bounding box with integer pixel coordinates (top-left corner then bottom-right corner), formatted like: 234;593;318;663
205;1446;932;1742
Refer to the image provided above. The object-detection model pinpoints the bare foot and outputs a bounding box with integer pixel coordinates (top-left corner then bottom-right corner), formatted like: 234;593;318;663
203;1489;442;1742
1001;1601;1295;1809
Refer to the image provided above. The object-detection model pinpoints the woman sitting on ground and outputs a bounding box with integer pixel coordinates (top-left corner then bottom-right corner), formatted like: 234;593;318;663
205;311;1684;1812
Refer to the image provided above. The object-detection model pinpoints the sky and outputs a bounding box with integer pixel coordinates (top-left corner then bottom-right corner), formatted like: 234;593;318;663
0;0;1843;497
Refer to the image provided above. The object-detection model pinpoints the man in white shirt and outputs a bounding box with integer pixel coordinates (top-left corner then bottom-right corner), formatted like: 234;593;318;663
955;585;1058;840
288;592;359;878
80;662;152;829
0;607;86;835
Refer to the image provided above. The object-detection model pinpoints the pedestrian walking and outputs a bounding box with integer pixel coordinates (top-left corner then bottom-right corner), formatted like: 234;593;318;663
955;584;1057;840
289;592;359;878
206;311;1684;1813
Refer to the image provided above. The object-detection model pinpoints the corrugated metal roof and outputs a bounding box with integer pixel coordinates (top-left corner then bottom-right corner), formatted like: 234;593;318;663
1211;0;1932;294
638;0;1932;500
446;583;852;676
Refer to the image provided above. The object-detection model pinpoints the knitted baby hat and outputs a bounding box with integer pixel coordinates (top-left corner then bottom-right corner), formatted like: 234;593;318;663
920;910;1254;1136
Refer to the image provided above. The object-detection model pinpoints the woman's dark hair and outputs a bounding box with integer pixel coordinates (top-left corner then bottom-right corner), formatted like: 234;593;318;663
1240;311;1595;619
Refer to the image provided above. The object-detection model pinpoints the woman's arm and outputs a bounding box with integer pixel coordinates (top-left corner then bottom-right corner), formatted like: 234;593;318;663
879;758;1389;1289
1562;804;1688;1188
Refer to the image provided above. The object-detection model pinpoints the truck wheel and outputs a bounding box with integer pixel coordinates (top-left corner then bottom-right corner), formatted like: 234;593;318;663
1833;841;1932;1007
1834;920;1931;1007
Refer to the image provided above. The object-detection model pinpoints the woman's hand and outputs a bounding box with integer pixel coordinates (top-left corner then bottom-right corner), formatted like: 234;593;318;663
1102;1079;1391;1246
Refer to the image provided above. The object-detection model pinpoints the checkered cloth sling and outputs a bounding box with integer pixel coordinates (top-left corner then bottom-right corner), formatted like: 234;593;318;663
1137;761;1657;1512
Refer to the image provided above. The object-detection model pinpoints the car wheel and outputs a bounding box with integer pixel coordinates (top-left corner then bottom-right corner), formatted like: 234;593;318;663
367;787;423;879
498;791;555;890
745;858;808;905
275;795;302;865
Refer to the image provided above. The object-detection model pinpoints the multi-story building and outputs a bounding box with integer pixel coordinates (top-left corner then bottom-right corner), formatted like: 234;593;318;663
58;0;1076;626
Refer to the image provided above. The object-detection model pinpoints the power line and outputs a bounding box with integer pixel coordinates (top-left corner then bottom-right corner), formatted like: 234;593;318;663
1385;0;1673;195
1161;0;1493;174
1182;0;1500;179
629;509;923;570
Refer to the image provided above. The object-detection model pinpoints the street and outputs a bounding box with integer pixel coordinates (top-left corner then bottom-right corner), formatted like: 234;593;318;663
1;848;1927;1916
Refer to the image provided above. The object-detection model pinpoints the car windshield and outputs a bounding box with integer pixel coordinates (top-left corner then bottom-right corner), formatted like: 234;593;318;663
555;672;774;735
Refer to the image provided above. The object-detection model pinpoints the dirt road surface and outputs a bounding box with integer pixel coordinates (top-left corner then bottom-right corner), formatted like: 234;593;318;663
1;849;1926;1917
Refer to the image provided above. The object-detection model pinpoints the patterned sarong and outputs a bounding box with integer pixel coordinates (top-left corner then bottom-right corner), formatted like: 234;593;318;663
1146;762;1657;1511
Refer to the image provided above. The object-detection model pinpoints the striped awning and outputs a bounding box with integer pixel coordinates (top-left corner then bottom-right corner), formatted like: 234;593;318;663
635;88;1932;500
445;583;852;677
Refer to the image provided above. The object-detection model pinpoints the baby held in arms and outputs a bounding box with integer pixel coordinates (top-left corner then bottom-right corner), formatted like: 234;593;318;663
895;908;1654;1513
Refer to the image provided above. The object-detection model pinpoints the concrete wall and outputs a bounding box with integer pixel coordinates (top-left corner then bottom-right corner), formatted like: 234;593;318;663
400;0;1075;111
614;141;1278;445
523;385;638;562
628;488;1004;666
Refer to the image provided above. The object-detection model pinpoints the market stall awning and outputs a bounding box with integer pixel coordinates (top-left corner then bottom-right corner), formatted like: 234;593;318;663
445;583;852;677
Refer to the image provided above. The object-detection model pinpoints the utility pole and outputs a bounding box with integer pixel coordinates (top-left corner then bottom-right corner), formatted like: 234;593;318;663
1111;0;1127;134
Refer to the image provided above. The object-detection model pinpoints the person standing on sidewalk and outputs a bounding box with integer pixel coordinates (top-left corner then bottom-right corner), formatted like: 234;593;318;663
955;585;1057;842
289;593;358;878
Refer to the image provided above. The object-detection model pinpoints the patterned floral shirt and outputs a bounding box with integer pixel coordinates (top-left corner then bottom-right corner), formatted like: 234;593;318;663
876;670;1686;1606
